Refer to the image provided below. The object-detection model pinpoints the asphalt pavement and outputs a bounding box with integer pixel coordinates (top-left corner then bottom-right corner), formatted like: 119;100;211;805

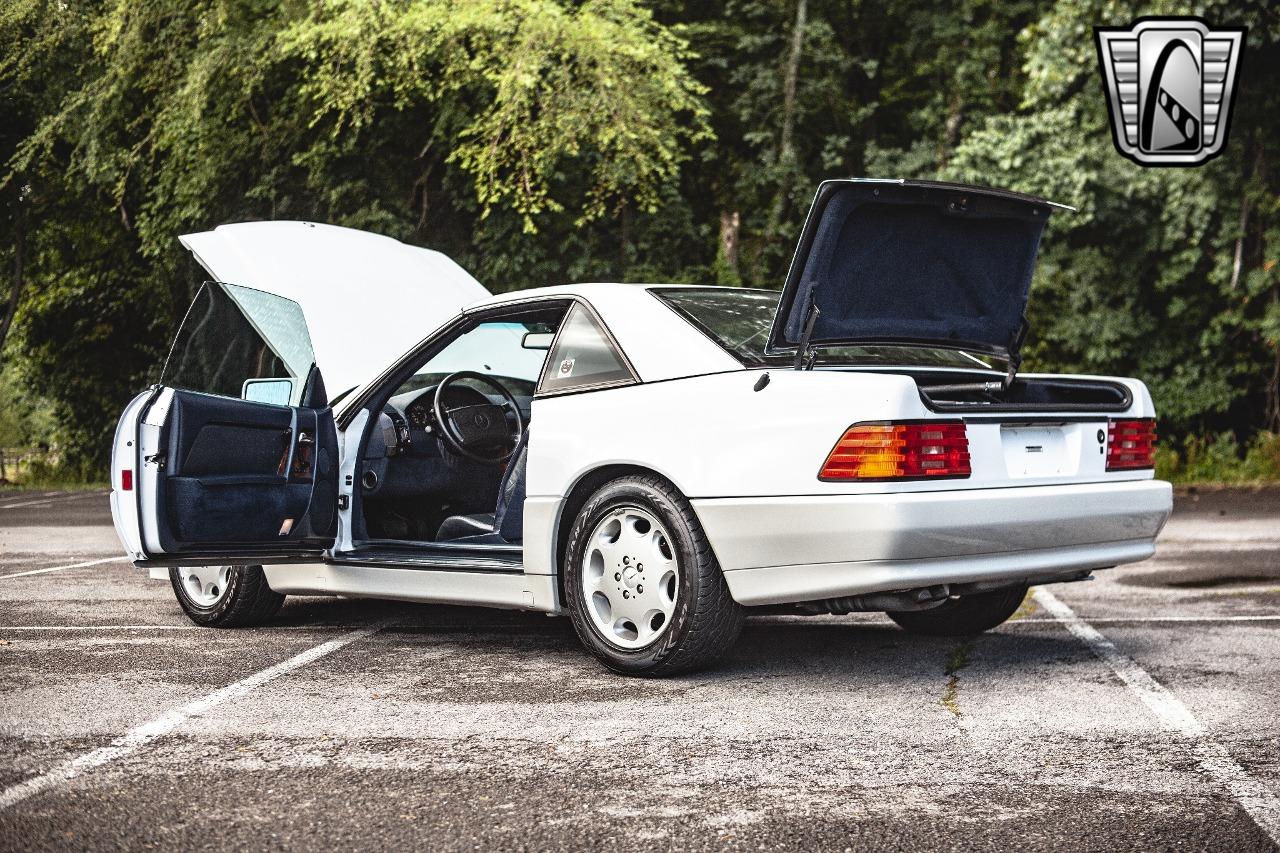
0;486;1278;851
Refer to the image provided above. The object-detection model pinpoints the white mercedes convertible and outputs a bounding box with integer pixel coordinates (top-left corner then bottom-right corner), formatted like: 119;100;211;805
110;179;1172;675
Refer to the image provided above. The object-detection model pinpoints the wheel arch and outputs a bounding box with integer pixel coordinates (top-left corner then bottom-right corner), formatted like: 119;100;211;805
551;463;690;606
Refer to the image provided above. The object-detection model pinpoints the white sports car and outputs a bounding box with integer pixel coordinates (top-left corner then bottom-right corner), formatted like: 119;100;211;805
110;179;1172;675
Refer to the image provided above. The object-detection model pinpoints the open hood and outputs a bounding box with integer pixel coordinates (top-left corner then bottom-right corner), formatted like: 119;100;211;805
767;179;1073;364
180;221;489;401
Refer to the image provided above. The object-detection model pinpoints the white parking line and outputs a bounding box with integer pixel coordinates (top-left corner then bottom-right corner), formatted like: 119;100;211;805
0;491;60;506
1011;614;1280;625
0;491;107;509
0;624;382;811
0;625;201;631
1034;587;1280;845
0;556;130;580
0;623;540;632
0;625;361;632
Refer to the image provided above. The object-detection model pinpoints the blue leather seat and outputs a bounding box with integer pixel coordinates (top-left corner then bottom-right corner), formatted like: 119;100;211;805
435;430;528;544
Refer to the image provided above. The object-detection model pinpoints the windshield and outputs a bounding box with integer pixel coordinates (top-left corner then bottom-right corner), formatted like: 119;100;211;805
394;319;557;399
651;287;1002;370
162;282;316;406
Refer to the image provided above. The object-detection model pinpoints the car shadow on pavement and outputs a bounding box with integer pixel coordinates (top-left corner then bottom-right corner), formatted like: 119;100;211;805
258;596;1103;687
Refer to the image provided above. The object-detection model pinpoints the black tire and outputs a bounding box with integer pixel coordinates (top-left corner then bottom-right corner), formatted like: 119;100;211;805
170;565;285;627
563;475;745;676
887;585;1028;636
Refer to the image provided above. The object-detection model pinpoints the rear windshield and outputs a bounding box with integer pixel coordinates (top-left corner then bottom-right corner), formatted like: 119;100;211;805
650;287;1001;370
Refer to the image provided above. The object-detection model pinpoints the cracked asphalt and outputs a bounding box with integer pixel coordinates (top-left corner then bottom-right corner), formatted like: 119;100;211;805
1;487;1278;851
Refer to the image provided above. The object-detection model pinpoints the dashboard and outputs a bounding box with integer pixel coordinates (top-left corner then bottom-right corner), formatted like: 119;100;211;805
357;374;535;502
388;378;533;454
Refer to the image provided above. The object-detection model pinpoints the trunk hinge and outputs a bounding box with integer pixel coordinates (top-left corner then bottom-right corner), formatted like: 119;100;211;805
793;297;821;371
1004;315;1031;390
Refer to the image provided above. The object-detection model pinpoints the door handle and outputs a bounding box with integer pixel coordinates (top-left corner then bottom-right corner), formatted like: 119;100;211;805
292;431;314;475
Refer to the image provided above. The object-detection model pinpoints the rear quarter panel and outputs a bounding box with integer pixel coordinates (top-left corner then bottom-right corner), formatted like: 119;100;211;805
529;369;921;501
528;369;1157;500
522;369;1160;578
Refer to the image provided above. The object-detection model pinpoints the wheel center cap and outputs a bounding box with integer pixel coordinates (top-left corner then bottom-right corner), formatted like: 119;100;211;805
622;565;640;588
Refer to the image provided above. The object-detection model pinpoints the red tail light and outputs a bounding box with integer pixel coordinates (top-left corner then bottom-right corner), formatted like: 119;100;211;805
121;469;133;491
1107;419;1157;470
819;421;971;481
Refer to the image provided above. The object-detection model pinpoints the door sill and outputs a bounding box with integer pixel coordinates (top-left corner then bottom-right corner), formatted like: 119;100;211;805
136;550;328;569
332;544;523;574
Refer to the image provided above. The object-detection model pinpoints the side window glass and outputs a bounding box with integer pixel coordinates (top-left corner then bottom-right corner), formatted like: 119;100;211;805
162;282;316;406
538;303;634;394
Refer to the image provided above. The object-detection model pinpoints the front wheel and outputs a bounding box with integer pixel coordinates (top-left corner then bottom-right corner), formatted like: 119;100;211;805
887;585;1028;636
170;565;285;627
563;475;744;676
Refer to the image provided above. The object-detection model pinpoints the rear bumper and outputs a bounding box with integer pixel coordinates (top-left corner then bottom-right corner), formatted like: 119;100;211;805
691;479;1172;606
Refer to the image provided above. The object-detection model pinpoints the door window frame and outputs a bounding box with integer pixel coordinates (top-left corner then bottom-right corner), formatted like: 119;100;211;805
336;296;638;428
334;296;574;559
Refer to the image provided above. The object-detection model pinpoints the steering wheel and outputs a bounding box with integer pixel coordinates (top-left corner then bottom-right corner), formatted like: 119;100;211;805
432;371;525;465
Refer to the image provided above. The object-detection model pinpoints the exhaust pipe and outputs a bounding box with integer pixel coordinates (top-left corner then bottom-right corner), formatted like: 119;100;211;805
796;584;951;615
793;571;1094;616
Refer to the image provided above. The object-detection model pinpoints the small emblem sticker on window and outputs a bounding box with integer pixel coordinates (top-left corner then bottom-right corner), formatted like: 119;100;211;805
558;358;575;377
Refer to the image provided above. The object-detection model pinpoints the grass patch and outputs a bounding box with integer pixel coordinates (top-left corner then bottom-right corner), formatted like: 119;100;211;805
1156;431;1280;485
941;641;974;717
0;480;108;493
0;458;108;491
1007;589;1038;622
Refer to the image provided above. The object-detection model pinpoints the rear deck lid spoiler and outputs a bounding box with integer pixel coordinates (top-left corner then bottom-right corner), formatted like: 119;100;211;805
766;179;1074;364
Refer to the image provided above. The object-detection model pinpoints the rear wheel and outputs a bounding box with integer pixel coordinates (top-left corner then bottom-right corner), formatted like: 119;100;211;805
563;475;744;676
170;565;284;627
887;585;1028;636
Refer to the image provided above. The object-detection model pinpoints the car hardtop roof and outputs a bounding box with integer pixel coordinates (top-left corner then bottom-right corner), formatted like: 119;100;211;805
462;281;780;312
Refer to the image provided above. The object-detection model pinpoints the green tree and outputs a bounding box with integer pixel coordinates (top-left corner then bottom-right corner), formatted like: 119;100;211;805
1;0;712;470
947;0;1280;439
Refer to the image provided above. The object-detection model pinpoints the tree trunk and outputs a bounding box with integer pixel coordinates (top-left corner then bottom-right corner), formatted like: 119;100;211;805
1230;193;1250;291
619;201;632;278
1261;162;1279;433
938;39;970;170
0;205;25;360
1268;312;1280;434
1230;141;1260;290
719;210;740;274
778;0;807;171
765;0;808;245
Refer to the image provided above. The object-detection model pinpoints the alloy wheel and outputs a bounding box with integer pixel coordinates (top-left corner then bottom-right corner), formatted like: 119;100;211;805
179;565;233;607
580;506;680;649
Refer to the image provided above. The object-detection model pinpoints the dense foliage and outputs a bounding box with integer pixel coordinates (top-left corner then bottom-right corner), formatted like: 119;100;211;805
1;0;1277;477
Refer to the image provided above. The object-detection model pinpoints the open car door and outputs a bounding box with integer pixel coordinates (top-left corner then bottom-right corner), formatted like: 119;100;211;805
112;282;338;567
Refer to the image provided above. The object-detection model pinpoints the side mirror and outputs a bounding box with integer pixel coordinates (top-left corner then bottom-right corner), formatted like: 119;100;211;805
242;378;294;405
522;332;554;351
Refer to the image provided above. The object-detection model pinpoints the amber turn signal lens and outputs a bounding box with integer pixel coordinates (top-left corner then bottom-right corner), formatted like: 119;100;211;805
819;422;971;481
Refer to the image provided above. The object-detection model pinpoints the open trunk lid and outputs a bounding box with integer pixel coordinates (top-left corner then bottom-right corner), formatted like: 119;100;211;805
767;179;1073;365
179;221;490;402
